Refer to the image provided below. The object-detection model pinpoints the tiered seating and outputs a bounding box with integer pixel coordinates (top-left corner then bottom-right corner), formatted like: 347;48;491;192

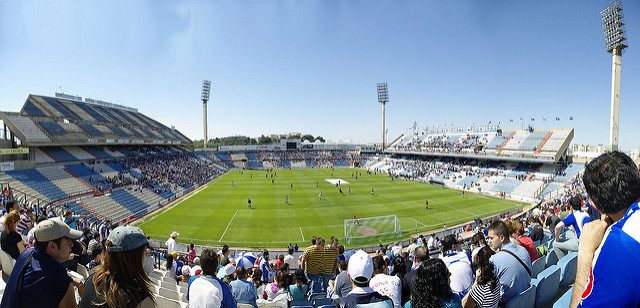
491;178;521;195
63;147;96;161
41;97;81;120
502;131;530;151
540;130;571;152
0;172;48;201
22;100;50;117
6;168;67;201
109;189;150;218
33;147;56;164
103;147;125;158
108;125;130;137
484;135;507;150
230;153;247;161
4;114;51;143
456;174;482;188
554;163;584;182
518;130;549;151
538;183;562;199
81;194;133;222
39;147;78;162
38;166;93;197
215;152;231;161
65;164;107;190
38;121;67;135
511;181;544;199
77;123;105;137
74;103;111;122
83;146;113;159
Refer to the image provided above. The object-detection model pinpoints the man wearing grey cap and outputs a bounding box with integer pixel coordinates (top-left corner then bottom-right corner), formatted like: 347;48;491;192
1;218;83;308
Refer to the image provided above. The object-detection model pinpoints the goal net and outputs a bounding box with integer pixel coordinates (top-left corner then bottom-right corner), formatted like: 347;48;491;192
344;215;402;246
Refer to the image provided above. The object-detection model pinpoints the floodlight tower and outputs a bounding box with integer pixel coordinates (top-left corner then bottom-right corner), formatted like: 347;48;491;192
202;80;211;152
601;1;629;152
377;82;388;151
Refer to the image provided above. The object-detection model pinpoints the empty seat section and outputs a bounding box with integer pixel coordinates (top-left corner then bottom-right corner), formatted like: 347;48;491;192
109;108;139;126
78;123;105;137
4;115;51;143
6;168;67;201
518;131;549;151
109;189;150;218
38;121;67;135
65;164;107;190
75;103;111;122
83;147;112;159
95;106;125;124
41;97;80;120
108;126;130;137
21;100;49;117
40;147;78;162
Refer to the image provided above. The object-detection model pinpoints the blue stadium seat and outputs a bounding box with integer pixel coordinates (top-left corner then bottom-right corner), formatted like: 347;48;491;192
552;287;573;308
532;257;545;278
312;297;331;308
531;265;561;308
505;284;535;308
558;252;578;288
545;248;558;267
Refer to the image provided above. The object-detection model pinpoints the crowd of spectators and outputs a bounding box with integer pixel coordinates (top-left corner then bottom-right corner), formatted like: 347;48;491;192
257;150;361;165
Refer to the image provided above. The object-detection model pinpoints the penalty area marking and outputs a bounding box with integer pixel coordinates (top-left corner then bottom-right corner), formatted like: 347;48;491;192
325;179;350;185
219;209;239;242
300;227;305;242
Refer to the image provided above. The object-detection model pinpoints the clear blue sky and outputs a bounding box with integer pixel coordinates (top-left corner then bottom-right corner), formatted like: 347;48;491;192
1;1;638;149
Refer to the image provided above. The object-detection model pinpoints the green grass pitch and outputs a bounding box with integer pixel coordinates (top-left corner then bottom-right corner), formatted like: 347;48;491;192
136;168;525;248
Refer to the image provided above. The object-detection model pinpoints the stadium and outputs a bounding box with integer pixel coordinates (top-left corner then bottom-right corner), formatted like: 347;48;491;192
0;1;638;307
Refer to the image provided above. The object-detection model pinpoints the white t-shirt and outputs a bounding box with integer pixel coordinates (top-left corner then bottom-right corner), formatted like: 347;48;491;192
391;245;402;256
188;275;224;308
407;243;419;257
440;250;474;295
166;237;177;254
369;274;402;308
284;254;298;269
427;236;435;249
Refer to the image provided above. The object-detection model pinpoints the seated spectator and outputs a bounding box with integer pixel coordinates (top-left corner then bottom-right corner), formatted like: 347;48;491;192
391;255;407;282
402;246;430;306
79;225;155;307
190;257;203;276
461;246;500;308
222;264;236;286
440;234;473;298
553;196;591;260
187;242;196;262
410;258;462;308
230;266;258;307
165;253;183;282
26;214;47;247
487;221;531;303
280;263;293;285
329;260;352;298
275;253;285;269
1;210;25;259
248;268;265;299
264;270;289;300
87;246;104;270
1;217;83;307
469;232;487;260
188;248;236;307
507;220;538;262
527;216;544;243
88;231;101;257
289;268;309;300
370;255;402;308
333;250;393;308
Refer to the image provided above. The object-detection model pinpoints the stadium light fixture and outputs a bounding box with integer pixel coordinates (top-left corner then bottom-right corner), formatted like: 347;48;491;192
601;1;628;152
377;82;388;151
202;80;211;152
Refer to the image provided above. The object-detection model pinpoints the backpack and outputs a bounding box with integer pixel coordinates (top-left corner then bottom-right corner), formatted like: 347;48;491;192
536;244;549;257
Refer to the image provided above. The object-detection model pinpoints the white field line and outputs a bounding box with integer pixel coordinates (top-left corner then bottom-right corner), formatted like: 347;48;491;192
219;209;239;242
406;217;427;228
300;227;305;242
429;200;476;216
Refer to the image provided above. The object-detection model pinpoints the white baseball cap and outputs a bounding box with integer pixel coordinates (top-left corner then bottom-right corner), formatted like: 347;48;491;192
348;250;373;283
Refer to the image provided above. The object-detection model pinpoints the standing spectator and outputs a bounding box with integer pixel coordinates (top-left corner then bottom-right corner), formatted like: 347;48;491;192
391;242;402;257
300;237;324;293
544;209;561;234
284;247;298;270
230;266;258;307
1;210;25;259
333;250;393;308
63;210;88;230
259;249;272;283
410;258;462;308
407;238;419;257
370;255;402;308
144;247;155;276
486;221;531;304
166;231;179;255
219;244;230;265
99;219;110;242
79;226;155;308
188;243;197;262
553;196;591;260
571;152;640;306
439;234;473;298
1;218;83;307
187;248;236;308
461;246;500;308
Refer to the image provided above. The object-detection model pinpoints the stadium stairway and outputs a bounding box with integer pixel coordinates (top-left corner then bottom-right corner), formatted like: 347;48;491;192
554;163;585;183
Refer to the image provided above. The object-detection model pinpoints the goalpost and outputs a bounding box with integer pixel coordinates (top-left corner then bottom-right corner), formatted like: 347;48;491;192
344;215;402;246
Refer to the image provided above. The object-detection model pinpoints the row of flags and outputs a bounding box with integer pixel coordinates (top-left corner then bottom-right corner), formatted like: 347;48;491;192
430;116;575;127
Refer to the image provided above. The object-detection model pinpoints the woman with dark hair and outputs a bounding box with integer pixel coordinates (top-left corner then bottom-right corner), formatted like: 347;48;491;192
249;268;265;298
469;232;487;260
289;268;309;300
461;247;500;308
391;255;407;281
1;210;25;259
79;226;155;308
264;270;289;300
410;258;462;308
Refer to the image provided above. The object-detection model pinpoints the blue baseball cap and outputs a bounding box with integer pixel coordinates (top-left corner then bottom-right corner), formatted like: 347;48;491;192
105;226;148;252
